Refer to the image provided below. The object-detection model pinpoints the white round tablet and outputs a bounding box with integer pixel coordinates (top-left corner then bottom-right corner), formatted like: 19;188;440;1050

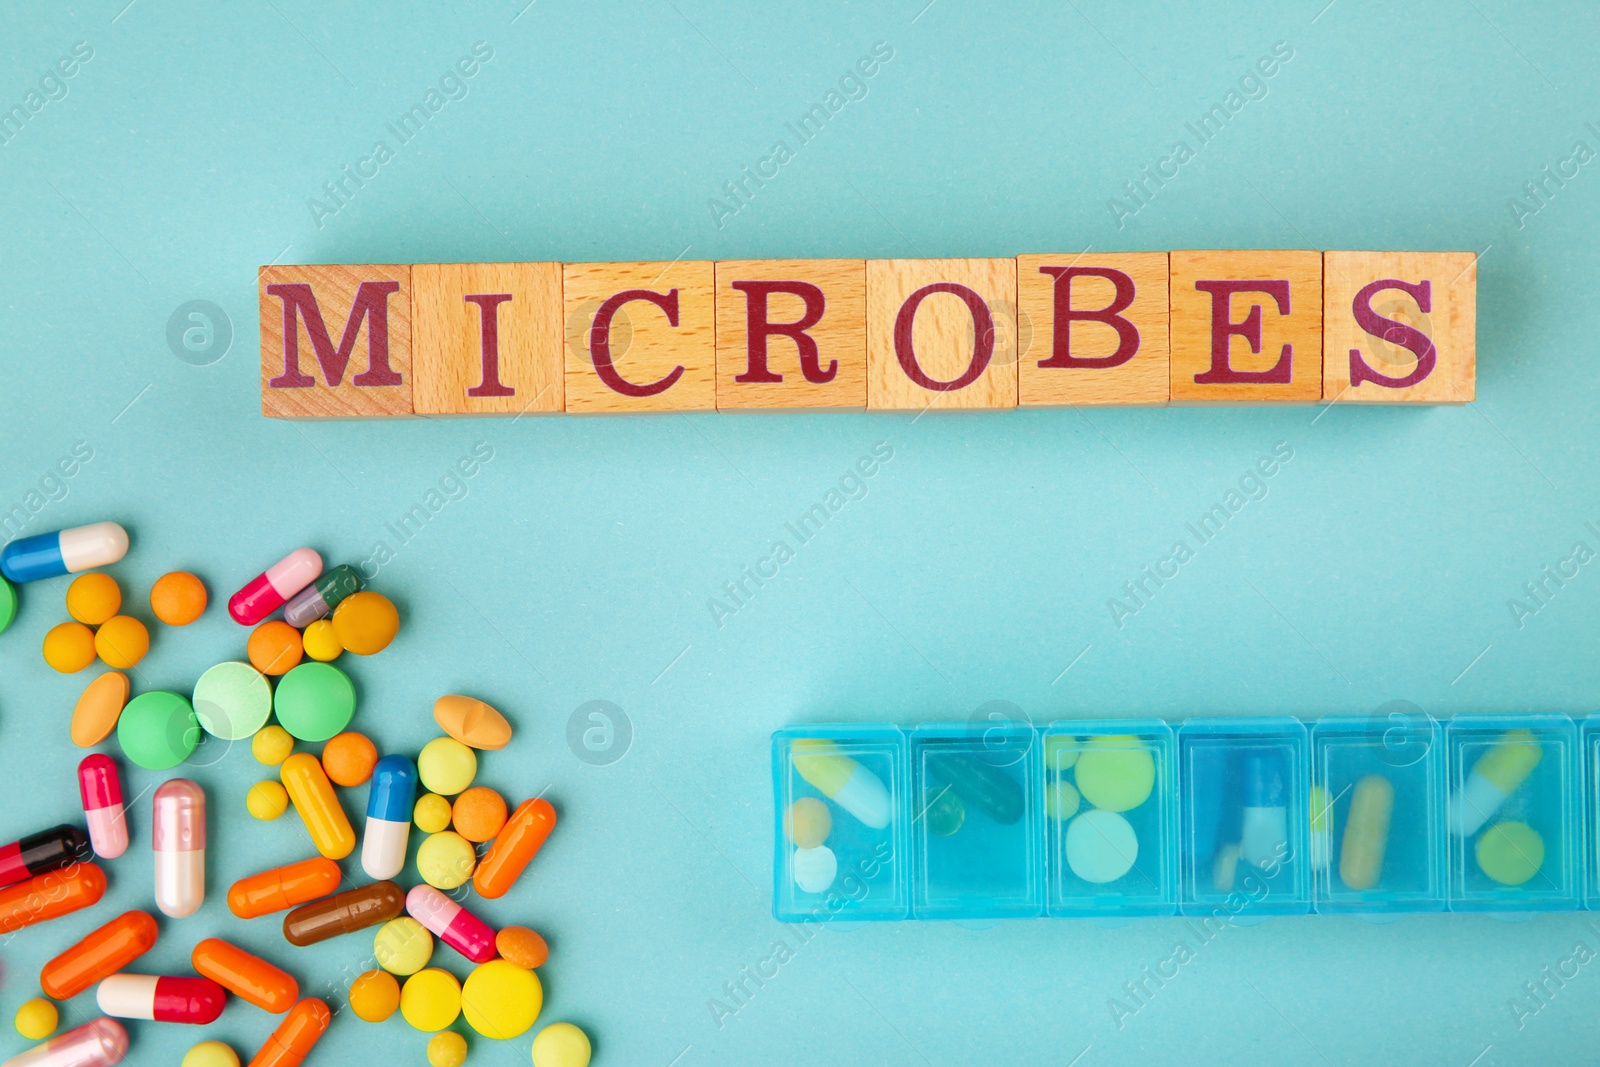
792;845;838;893
1065;809;1138;883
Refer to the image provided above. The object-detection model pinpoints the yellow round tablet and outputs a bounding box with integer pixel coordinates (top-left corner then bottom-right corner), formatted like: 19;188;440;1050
252;724;295;765
374;917;434;975
301;619;343;662
531;1022;591;1067
1045;780;1081;820
349;969;401;1022
66;573;121;626
43;621;97;673
401;968;461;1032
1044;734;1081;773
1073;736;1156;812
418;831;477;890
181;1040;241;1067
427;1032;468;1067
1477;821;1545;886
14;998;58;1041
246;780;290;820
415;792;453;833
418;737;477;795
461;960;542;1040
95;615;150;669
332;591;400;655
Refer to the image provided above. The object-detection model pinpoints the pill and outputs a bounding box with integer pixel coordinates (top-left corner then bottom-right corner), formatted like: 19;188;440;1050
153;779;206;918
417;831;476;890
1044;780;1081;821
791;739;891;828
228;857;342;919
531;1022;591;1067
97;974;225;1025
373;917;433;976
192;937;299;1014
280;752;356;859
228;548;321;626
283;881;405;946
495;926;548;970
417;737;477;795
5;1018;128;1067
348;970;400;1022
253;726;295;766
1339;774;1394;891
1074;736;1156;812
43;622;97;673
13;999;57;1041
473;798;556;899
1066;809;1139;883
451;787;508;843
247;998;329;1067
362;755;417;880
66;573;120;625
2;522;129;583
1477;820;1545;886
400;968;461;1032
1240;749;1288;869
117;690;200;770
247;781;290;821
413;794;453;834
925;752;1024;825
150;571;208;626
182;1041;240;1067
273;663;355;742
248;621;303;676
77;755;128;860
1308;785;1332;873
322;731;378;787
71;672;130;748
426;1032;467;1067
461;959;541;1039
40;910;159;1000
433;694;513;750
792;845;837;893
921;786;965;836
0;826;88;890
406;885;496;963
1450;730;1542;837
299;620;342;662
282;565;362;627
784;797;832;848
0;574;15;635
1045;734;1081;772
331;591;399;655
193;661;273;742
94;616;149;670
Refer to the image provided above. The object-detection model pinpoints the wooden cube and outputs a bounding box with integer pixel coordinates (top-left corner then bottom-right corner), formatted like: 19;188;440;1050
1017;252;1169;406
1322;251;1475;403
562;260;716;413
866;258;1018;411
260;264;412;418
716;259;866;411
1169;251;1322;403
411;262;564;416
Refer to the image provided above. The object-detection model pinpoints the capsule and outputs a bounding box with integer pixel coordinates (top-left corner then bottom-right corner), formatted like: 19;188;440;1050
282;881;404;946
229;549;322;626
923;752;1024;825
78;756;128;860
0;864;105;934
473;798;557;899
280;753;355;860
362;755;417;880
192;938;298;1014
228;857;342;919
1239;749;1288;869
2;1017;129;1067
1339;774;1395;891
153;780;205;918
0;825;88;890
405;885;495;963
96;974;225;1025
247;998;329;1067
282;565;362;627
40;910;159;1000
1;522;129;584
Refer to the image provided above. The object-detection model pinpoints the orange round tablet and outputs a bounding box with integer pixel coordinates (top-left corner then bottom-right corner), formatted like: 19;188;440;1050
66;573;121;625
94;615;150;669
248;620;304;676
494;926;548;969
451;787;508;843
150;571;207;626
322;732;378;787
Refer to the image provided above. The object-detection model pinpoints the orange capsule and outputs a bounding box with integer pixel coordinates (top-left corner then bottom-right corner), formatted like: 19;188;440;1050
283;881;405;946
472;798;557;900
40;909;159;999
228;857;343;919
193;937;299;1013
247;997;330;1067
0;862;105;934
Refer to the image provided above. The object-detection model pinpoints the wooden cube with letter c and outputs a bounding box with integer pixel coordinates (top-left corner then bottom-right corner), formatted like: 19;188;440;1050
1017;252;1169;406
716;259;866;411
1322;251;1475;403
411;262;564;416
562;260;716;413
1169;250;1322;403
866;258;1018;411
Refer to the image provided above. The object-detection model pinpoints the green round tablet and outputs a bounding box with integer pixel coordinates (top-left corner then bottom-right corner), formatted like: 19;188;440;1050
1073;736;1156;812
1477;820;1545;886
192;661;273;740
273;662;355;741
118;690;201;769
0;575;16;635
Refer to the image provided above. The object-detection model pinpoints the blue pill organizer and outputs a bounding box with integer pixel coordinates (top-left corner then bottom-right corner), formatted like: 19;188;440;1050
772;714;1593;922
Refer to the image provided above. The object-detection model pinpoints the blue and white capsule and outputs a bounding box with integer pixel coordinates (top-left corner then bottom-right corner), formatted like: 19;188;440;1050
362;754;418;880
1;522;129;583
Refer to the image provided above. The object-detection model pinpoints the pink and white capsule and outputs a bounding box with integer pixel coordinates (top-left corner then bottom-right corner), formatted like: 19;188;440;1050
405;884;496;963
228;548;322;625
77;755;128;860
153;780;205;918
2;1017;129;1067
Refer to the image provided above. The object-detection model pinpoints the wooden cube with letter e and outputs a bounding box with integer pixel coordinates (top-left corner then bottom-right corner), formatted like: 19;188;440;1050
1169;251;1322;403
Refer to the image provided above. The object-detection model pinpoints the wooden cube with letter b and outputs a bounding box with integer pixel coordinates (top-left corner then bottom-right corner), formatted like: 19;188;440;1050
563;260;716;413
1169;251;1322;403
411;262;564;416
1322;251;1475;403
1017;252;1169;405
259;264;412;418
866;258;1018;411
716;259;866;410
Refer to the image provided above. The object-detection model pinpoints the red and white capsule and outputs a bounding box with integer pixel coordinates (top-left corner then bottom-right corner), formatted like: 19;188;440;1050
77;755;128;860
95;974;225;1024
228;548;321;625
405;885;496;963
153;780;205;918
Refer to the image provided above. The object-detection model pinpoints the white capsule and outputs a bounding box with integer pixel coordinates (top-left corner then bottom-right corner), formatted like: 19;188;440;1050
362;819;410;881
153;780;206;918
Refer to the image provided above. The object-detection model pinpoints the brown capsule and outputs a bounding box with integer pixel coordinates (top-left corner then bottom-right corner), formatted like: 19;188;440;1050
281;881;403;947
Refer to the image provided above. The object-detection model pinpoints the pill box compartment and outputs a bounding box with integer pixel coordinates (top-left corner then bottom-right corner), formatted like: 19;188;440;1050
1310;715;1446;914
909;723;1044;920
1178;718;1310;917
1043;721;1177;917
771;725;909;922
1586;718;1600;910
1446;715;1579;911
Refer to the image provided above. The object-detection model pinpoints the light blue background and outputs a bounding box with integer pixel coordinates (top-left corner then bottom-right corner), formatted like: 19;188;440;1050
2;0;1598;1064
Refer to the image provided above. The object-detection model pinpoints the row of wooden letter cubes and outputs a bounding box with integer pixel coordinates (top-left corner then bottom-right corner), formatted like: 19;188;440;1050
259;251;1476;419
